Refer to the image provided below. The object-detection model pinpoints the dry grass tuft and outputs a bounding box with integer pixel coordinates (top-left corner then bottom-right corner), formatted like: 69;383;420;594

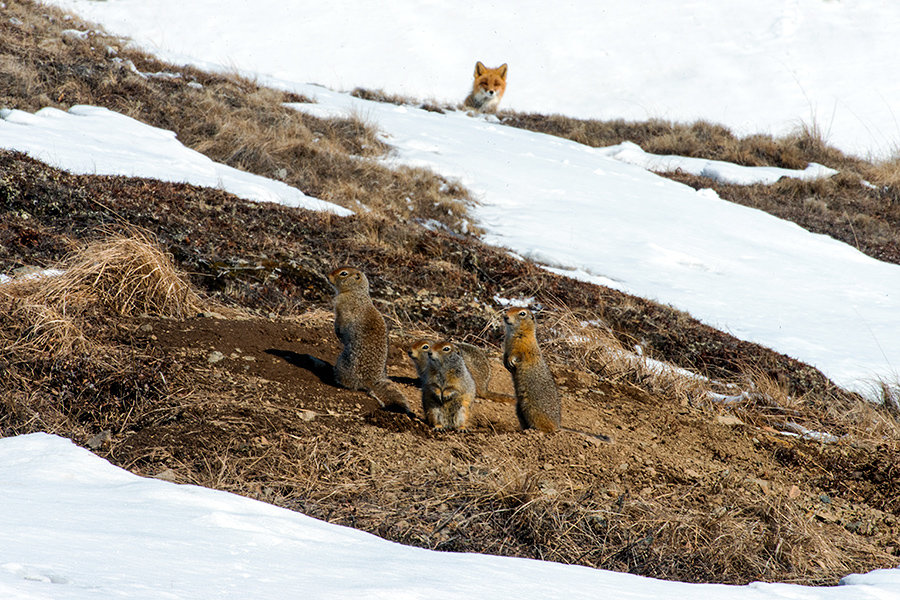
710;369;900;450
33;232;203;318
1;278;88;358
541;306;710;405
0;231;204;360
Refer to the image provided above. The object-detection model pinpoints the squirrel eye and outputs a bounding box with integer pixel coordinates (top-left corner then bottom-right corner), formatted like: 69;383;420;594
443;345;451;352
422;344;429;350
339;270;348;277
518;310;527;317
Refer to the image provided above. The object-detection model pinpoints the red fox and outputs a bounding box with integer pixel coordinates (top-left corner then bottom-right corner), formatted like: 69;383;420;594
463;61;507;113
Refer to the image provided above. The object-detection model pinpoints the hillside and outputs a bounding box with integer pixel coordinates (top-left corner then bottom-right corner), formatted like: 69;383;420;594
2;149;899;585
2;0;900;588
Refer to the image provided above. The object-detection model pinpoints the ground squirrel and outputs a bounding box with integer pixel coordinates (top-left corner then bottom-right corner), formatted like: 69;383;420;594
502;306;562;433
420;340;476;430
328;266;410;414
408;338;513;403
502;307;611;441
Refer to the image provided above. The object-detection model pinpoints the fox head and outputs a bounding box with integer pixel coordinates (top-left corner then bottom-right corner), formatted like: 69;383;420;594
467;61;507;112
473;61;507;98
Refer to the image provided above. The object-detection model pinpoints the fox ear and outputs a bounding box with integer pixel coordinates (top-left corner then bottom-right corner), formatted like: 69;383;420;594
474;61;486;77
498;63;508;79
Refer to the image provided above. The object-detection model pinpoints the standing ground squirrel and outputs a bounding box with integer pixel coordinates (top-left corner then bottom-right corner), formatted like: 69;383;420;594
420;340;476;430
408;338;514;403
328;266;410;414
502;306;561;433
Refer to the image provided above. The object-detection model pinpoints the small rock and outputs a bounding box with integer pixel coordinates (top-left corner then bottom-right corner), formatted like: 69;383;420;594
207;350;225;364
788;484;801;499
86;430;112;450
539;481;558;496
198;311;226;319
716;414;744;426
750;478;771;495
154;468;178;482
139;323;153;333
298;409;317;422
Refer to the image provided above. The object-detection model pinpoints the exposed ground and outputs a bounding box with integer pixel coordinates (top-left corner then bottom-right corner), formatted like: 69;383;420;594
2;0;900;588
2;151;899;587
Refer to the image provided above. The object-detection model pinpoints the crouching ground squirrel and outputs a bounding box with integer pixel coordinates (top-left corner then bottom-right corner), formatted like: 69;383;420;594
328;266;411;414
420;340;476;430
407;339;514;403
502;306;612;441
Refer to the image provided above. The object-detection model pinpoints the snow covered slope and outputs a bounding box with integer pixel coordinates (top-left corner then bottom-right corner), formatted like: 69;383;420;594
3;433;899;600
289;87;899;397
46;0;900;159
0;105;351;215
6;91;897;395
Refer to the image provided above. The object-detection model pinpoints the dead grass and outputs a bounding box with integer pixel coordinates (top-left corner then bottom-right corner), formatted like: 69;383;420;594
35;231;203;318
704;368;900;452
540;305;711;406
479;468;880;583
0;231;204;360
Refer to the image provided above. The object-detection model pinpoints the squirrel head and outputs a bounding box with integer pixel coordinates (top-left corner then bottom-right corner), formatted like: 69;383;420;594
503;306;536;333
428;340;460;364
407;339;432;360
328;266;369;294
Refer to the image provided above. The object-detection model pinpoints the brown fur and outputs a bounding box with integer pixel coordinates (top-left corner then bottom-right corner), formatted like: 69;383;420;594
502;307;561;432
420;340;476;430
463;61;507;113
328;266;409;413
408;338;513;403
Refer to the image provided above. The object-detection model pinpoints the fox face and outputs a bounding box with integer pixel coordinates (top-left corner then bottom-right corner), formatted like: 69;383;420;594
465;61;507;112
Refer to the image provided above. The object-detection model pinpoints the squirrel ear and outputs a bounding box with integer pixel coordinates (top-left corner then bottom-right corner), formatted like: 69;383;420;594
498;63;508;79
474;61;486;77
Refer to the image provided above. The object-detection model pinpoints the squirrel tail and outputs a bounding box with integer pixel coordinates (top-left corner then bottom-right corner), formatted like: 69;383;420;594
369;379;415;417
